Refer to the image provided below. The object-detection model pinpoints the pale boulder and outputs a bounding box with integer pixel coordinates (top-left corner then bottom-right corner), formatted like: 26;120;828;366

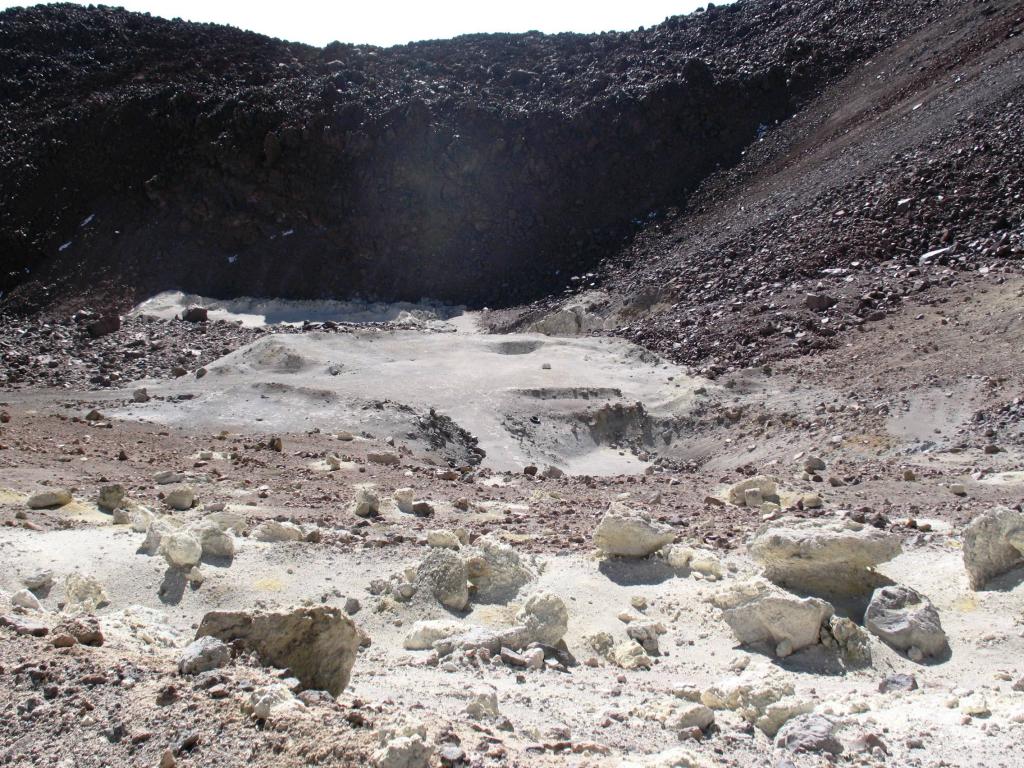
97;484;125;512
465;687;500;720
463;533;537;603
775;714;842;755
242;684;305;722
163;485;195;511
190;521;236;558
749;518;900;595
161;530;203;568
198;606;358;695
372;735;432;768
251;520;304;542
27;488;72;509
610;640;653;670
516;590;568;645
727;476;777;506
426;529;461;549
627;621;667;655
710;578;833;654
962;507;1024;589
651;699;715;732
178;636;231;675
619;747;716;768
689;549;724;579
701;666;805;735
130;507;156;533
63;573;108;612
394;488;415;514
12;589;43;611
402;620;467;650
593;502;674;557
141;517;178;554
415;548;469;611
352;487;380;517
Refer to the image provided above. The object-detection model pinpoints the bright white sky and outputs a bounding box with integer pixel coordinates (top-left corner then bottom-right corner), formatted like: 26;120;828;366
9;1;709;47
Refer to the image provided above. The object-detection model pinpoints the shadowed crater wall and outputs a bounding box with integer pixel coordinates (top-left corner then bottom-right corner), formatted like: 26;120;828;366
0;1;927;311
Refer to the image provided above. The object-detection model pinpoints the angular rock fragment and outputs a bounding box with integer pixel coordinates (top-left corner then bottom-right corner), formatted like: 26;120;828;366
710;578;833;655
178;636;231;675
63;573;108;612
242;684;305;721
197;606;358;695
351;487;380;517
251;519;304;542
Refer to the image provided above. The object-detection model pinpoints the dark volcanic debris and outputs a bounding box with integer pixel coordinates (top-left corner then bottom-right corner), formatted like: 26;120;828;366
1;0;945;313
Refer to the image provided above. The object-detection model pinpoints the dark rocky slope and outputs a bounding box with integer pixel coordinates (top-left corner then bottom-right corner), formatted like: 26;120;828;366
0;0;943;312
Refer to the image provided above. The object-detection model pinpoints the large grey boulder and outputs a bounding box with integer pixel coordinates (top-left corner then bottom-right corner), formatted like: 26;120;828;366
864;585;947;659
415;548;469;611
593;502;674;558
196;606;358;695
750;518;900;595
710;578;833;656
962;507;1024;589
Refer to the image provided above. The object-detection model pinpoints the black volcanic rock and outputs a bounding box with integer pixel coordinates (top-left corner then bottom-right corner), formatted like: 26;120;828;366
0;0;944;312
